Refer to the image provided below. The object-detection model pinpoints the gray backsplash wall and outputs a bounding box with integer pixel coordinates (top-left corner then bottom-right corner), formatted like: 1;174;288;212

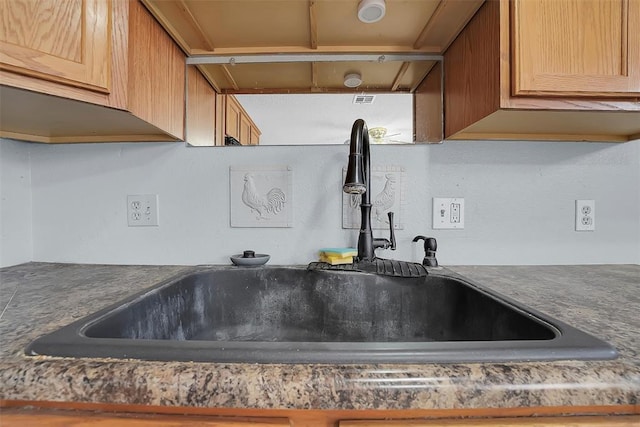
0;139;32;267
1;137;639;267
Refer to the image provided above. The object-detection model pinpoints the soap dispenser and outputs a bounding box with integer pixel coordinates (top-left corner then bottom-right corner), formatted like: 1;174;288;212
412;236;438;267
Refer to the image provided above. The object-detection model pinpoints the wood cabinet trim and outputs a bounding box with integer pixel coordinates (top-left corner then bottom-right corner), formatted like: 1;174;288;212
4;412;637;427
215;92;226;146
0;410;291;427
2;400;638;423
340;415;640;427
0;130;178;144
501;97;640;111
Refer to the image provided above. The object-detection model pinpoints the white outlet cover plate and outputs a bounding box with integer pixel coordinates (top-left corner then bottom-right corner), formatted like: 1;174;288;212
127;194;159;227
575;199;595;231
433;197;465;229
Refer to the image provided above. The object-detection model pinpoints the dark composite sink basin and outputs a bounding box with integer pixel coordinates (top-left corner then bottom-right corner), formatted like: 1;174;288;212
26;266;617;363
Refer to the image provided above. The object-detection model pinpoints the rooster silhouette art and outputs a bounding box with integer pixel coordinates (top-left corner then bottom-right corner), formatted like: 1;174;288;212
373;173;396;222
241;173;286;219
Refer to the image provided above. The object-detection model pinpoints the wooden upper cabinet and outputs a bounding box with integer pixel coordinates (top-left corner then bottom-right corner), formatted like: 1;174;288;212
0;0;186;143
441;0;640;142
223;94;260;145
0;0;111;94
512;0;640;97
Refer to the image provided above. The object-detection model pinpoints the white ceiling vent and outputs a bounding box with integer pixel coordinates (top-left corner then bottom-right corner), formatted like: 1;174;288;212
353;94;376;105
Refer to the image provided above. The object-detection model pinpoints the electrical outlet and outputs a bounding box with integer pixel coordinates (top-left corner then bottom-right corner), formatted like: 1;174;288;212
575;200;595;231
433;197;465;229
451;203;461;223
127;194;159;227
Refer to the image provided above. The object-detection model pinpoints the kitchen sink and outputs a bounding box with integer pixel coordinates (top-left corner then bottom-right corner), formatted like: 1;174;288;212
26;266;617;363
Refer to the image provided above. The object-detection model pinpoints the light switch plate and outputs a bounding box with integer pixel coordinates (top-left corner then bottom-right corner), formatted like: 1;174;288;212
433;197;465;229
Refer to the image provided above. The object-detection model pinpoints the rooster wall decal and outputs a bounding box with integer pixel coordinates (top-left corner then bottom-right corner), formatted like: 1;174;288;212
373;173;396;222
241;173;286;219
347;173;397;223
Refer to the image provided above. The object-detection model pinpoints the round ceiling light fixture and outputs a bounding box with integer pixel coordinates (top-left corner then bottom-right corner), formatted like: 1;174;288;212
344;72;363;88
358;0;386;23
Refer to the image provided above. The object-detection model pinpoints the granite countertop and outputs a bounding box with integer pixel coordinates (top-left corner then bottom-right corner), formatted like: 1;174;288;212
0;262;638;411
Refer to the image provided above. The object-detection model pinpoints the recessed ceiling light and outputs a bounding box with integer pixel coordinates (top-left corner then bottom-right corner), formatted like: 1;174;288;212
358;0;386;24
344;73;363;88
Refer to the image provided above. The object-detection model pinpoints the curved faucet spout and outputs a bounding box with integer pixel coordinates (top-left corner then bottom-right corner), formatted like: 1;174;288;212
343;119;395;262
344;119;370;196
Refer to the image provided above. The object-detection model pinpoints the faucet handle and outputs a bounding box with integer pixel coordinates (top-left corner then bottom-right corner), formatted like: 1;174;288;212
387;212;396;250
373;211;397;251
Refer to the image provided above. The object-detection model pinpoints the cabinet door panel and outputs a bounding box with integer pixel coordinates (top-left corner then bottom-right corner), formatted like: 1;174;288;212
0;0;111;93
250;127;260;145
226;96;241;140
239;114;251;145
512;0;640;97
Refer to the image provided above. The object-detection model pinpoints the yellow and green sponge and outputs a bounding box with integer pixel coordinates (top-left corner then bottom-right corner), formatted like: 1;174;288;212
318;248;357;265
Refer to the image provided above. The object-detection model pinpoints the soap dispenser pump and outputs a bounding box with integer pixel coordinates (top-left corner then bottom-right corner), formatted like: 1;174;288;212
412;236;438;267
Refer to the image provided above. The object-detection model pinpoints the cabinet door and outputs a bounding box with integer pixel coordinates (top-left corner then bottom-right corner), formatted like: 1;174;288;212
250;127;261;145
239;114;251;145
226;96;241;140
0;0;111;93
512;0;640;97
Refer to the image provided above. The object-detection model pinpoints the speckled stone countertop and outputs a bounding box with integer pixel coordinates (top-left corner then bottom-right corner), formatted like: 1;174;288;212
0;262;638;411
